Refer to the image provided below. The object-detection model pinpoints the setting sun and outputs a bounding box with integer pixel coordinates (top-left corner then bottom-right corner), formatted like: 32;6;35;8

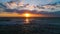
24;13;31;17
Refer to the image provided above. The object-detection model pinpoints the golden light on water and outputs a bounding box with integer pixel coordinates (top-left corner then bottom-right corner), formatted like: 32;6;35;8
25;18;29;24
24;18;30;24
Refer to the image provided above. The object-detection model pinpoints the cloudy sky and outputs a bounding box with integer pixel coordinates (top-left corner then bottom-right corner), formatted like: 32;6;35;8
0;0;60;5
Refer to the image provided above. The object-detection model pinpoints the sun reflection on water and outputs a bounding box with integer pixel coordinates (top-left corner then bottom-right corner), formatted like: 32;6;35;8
25;18;29;24
24;18;30;24
24;17;34;24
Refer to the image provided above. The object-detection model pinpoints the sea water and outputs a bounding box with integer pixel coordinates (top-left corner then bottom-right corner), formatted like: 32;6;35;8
0;17;60;34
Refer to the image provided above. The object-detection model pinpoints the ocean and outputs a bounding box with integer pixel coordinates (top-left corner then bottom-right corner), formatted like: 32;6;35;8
0;17;60;34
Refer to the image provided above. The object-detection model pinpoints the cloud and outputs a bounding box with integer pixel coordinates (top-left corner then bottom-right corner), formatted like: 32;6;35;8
47;0;52;2
1;0;59;13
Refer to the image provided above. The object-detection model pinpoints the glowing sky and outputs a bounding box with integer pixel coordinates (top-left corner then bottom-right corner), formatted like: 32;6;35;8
1;0;60;5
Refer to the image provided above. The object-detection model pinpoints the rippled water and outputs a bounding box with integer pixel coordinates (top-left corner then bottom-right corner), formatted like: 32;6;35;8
0;17;60;34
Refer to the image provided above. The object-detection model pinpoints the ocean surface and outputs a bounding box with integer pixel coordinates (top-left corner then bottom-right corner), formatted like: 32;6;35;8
0;17;60;34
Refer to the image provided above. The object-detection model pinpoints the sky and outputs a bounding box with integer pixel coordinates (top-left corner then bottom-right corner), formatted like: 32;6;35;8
0;0;60;5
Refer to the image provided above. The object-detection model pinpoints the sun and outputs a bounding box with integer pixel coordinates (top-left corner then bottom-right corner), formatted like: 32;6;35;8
23;13;31;17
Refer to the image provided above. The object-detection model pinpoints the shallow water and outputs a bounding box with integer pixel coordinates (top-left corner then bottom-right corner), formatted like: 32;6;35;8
0;17;60;34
